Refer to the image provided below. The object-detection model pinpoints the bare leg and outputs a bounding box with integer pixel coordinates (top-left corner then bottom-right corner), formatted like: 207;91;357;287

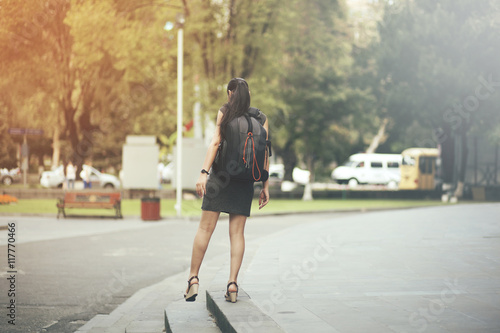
188;210;220;290
228;213;247;292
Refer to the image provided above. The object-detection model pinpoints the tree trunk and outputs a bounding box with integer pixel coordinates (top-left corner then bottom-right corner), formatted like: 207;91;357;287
440;124;455;185
281;141;296;182
365;118;388;154
51;127;60;170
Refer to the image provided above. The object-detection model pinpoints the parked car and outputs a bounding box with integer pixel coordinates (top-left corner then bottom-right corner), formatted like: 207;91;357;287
0;168;21;186
331;153;401;188
268;164;311;185
254;164;310;194
40;165;121;189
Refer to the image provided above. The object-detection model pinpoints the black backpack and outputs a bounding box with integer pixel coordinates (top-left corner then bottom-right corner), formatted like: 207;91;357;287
213;107;269;182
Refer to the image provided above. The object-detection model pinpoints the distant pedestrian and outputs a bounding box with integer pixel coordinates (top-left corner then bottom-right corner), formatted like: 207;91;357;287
183;78;270;303
66;161;76;189
80;163;92;189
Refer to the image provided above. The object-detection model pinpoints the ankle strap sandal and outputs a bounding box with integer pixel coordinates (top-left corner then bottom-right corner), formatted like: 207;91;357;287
225;281;238;303
184;276;199;302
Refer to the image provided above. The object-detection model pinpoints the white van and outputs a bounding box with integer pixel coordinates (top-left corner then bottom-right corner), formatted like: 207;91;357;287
331;153;402;188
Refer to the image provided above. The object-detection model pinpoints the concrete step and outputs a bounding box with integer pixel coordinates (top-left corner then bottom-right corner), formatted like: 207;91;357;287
164;293;220;333
74;271;185;333
199;229;284;333
125;320;164;333
75;216;282;333
74;291;165;333
75;238;230;333
206;288;284;333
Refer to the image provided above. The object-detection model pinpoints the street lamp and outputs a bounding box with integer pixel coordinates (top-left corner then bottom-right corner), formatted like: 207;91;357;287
165;13;184;217
175;14;184;217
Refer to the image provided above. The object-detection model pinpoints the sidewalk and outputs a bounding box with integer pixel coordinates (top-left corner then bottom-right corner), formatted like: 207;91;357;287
79;203;500;332
228;203;500;332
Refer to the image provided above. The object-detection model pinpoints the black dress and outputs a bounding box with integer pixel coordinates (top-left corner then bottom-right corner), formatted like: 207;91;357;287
201;107;267;217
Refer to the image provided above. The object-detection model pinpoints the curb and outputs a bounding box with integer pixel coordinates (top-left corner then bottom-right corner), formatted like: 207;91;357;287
0;203;448;220
165;293;220;333
206;289;284;333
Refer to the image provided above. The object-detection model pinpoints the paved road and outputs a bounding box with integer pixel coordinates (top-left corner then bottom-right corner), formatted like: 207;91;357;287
0;212;345;333
2;203;499;333
240;203;500;332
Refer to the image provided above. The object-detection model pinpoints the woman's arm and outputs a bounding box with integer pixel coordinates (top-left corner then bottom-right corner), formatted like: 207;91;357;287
196;110;223;198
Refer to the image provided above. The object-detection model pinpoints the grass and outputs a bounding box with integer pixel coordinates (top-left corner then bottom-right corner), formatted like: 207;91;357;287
0;183;44;189
0;197;450;217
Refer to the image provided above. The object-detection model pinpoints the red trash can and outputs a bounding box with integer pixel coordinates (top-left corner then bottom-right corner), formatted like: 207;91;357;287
141;197;161;221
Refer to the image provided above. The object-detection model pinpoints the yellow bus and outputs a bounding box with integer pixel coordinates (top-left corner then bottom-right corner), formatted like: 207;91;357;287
399;148;439;190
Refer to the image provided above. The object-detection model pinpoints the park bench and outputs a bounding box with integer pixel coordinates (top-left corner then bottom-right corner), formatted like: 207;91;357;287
57;191;123;219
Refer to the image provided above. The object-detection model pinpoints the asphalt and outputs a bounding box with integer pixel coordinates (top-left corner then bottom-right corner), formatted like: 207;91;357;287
2;203;500;333
229;203;500;333
189;202;499;333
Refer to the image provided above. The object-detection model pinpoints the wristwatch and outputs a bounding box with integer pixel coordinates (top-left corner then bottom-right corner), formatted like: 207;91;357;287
201;169;210;175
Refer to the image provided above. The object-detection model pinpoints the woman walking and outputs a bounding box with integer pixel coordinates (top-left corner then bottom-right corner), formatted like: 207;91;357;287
184;78;270;303
66;161;76;189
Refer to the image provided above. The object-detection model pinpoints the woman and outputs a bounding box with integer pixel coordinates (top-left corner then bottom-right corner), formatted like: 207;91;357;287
184;78;270;303
66;161;76;189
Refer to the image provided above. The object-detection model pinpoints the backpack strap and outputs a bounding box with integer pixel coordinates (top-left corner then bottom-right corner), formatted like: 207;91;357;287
242;115;262;181
242;115;253;168
244;114;253;133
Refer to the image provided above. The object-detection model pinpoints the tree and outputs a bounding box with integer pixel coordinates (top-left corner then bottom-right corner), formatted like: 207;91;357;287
179;0;282;115
5;0;458;188
266;0;364;197
0;0;62;168
374;0;500;197
1;0;179;173
182;0;372;192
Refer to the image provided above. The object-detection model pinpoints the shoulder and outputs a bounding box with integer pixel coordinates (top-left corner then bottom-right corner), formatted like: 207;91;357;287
248;107;267;125
220;104;229;114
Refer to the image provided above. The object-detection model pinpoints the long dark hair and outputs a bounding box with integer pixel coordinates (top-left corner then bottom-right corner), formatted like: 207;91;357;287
220;78;250;140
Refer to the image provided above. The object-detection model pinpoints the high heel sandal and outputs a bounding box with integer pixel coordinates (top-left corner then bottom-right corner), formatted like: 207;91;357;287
184;276;199;302
225;282;238;303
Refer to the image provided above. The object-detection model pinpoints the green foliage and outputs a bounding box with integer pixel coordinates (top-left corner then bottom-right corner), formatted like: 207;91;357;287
2;0;498;185
0;0;179;169
264;0;372;180
0;0;372;176
375;0;500;146
373;0;500;184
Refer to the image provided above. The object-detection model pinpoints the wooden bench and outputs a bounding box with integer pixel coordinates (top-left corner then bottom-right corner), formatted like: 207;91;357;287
57;191;122;219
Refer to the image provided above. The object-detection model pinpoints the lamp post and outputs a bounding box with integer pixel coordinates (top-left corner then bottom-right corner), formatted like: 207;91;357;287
175;14;184;217
164;13;185;217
